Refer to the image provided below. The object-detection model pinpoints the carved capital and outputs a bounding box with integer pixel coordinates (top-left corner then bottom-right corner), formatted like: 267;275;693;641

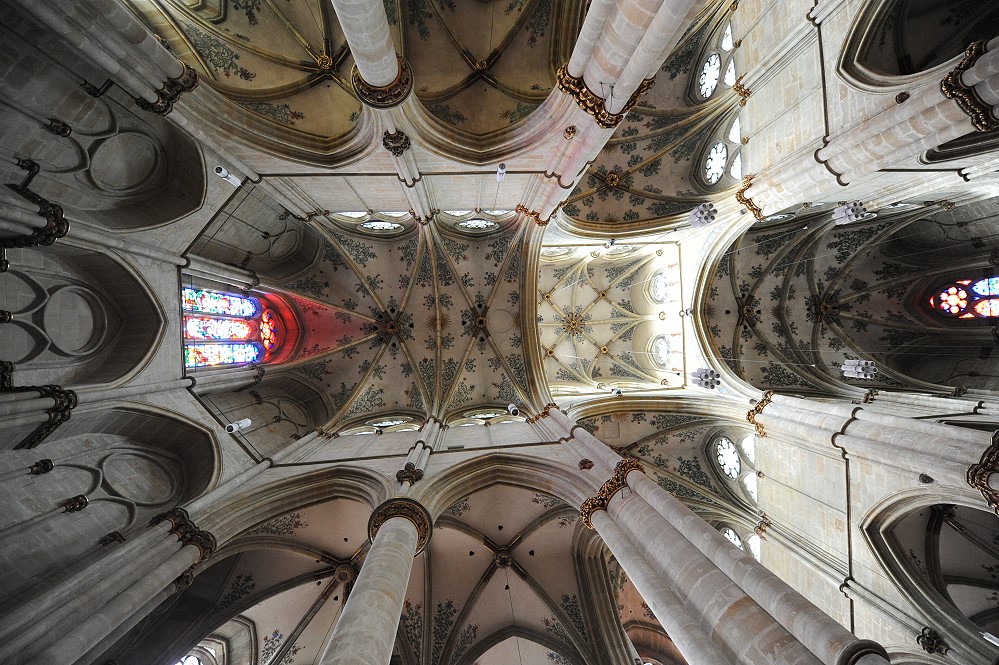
746;390;774;437
916;627;949;655
515;203;549;226
368;498;433;554
754;513;773;539
382;130;412;157
188;529;218;563
99;531;126;547
941;40;999;132
63;494;89;512
580;461;644;529
556;66;654;128
396;461;424;484
968;432;999;515
29;458;54;475
732;75;751;106
135;62;198;116
352;56;413;109
735;175;764;221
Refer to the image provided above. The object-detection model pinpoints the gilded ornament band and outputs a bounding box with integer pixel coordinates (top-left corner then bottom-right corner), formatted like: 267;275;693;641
556;67;655;129
736;175;764;220
580;458;646;529
746;390;774;437
135;62;198;116
968;432;999;515
352;56;413;109
368;497;433;554
941;41;999;133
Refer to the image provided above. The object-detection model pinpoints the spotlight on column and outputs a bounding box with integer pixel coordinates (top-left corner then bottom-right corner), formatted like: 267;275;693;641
496;163;507;182
841;359;877;380
832;201;875;225
691;368;721;389
225;418;252;433
214;165;243;187
507;403;520;416
687;203;718;228
607;386;623;396
603;238;616;249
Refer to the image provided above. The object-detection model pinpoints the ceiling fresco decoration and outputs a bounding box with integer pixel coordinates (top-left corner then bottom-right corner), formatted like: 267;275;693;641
407;484;595;665
702;200;999;394
389;0;583;136
128;0;361;138
537;242;684;397
560;11;737;232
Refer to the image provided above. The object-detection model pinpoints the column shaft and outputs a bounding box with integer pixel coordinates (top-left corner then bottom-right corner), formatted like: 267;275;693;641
591;511;732;665
330;0;398;87
320;516;418;665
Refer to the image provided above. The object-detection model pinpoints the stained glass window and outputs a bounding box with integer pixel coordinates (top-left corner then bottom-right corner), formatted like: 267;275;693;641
721;527;743;549
724;59;737;87
699;53;721;98
705;142;727;184
458;219;497;230
359;220;402;231
182;288;283;368
716;437;740;478
930;277;999;318
649;271;669;303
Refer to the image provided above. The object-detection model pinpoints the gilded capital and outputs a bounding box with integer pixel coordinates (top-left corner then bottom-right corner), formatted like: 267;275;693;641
746;390;774;437
368;497;433;554
968;433;999;515
352;56;413;109
941;40;999;133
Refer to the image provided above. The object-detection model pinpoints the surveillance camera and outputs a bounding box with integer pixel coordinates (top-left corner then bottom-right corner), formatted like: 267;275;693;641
214;165;242;187
496;163;507;183
507;404;519;416
225;418;252;433
610;388;623;396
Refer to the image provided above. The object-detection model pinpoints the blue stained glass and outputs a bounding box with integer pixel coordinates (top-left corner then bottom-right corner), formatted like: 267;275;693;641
972;277;999;297
185;343;261;368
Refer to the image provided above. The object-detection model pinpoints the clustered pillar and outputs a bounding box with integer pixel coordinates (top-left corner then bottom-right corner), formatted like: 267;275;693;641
547;408;891;665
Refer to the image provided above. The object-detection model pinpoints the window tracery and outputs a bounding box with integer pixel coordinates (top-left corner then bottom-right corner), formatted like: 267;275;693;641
182;288;283;368
712;433;760;505
698;53;721;98
721;526;743;549
929;277;999;318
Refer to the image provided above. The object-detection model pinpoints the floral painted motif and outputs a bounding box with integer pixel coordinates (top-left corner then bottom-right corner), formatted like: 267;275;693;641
187;25;256;80
241;102;305;126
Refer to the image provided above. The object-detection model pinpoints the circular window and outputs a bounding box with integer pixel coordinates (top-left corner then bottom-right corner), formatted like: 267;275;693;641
699;53;721;98
721;527;743;550
457;219;497;230
360;220;402;231
649;271;668;303
705;142;728;184
651;336;671;366
715;437;740;479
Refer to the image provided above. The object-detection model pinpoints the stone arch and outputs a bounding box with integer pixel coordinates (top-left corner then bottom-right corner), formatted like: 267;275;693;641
412;453;595;519
839;0;999;88
0;12;205;230
0;406;217;603
1;243;165;387
454;628;585;665
861;490;999;663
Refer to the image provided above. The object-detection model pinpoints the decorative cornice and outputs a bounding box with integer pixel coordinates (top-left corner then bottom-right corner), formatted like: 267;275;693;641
968;432;999;515
151;507;217;563
732;75;751;106
382;130;411;157
735;175;764;220
352;56;413;109
368;498;433;554
941;40;999;132
555;66;654;129
746;390;774;437
580;459;646;529
515;204;549;226
135;62;198;116
395;461;424;484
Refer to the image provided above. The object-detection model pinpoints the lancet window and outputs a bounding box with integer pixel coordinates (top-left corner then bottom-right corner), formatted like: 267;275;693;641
182;288;283;368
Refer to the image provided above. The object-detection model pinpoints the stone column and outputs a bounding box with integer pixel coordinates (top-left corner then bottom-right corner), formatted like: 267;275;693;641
624;468;888;665
2;509;215;665
330;0;399;89
319;499;431;665
589;511;731;665
185;255;259;291
191;366;264;396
